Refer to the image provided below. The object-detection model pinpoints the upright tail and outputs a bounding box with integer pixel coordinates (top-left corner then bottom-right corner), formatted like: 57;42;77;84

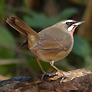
6;16;39;38
6;16;40;47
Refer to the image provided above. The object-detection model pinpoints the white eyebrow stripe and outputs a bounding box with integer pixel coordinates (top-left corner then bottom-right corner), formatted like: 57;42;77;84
62;20;74;24
68;25;74;31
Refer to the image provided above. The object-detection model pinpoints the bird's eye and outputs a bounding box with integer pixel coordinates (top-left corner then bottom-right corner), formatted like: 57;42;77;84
66;22;75;27
66;22;70;25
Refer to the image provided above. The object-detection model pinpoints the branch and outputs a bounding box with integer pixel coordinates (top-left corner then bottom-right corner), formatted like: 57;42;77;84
0;69;92;92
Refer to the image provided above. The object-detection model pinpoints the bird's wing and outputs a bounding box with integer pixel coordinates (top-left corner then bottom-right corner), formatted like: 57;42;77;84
31;27;73;51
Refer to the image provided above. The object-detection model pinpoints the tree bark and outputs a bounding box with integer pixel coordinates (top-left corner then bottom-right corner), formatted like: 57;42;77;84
0;69;92;92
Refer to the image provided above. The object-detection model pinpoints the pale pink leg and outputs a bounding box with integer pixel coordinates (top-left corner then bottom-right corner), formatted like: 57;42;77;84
36;57;46;74
50;61;69;77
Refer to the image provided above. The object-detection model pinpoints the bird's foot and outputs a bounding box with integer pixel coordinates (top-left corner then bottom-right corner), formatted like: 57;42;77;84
41;70;71;83
57;70;71;83
41;71;56;80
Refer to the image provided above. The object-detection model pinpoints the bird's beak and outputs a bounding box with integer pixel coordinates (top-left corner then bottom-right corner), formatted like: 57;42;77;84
73;21;85;26
70;21;85;35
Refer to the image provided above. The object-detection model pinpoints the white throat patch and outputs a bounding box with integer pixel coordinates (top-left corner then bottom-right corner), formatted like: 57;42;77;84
68;25;74;31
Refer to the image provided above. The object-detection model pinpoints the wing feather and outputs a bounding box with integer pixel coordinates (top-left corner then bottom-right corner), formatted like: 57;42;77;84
31;27;73;51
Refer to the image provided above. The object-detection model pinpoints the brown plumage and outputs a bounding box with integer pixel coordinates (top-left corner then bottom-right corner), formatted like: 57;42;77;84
6;16;85;77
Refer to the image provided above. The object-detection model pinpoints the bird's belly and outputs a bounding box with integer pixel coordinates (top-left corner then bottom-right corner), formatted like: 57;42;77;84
54;45;73;61
36;47;73;62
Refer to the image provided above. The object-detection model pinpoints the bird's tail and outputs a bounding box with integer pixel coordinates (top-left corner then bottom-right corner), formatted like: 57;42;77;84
6;16;40;47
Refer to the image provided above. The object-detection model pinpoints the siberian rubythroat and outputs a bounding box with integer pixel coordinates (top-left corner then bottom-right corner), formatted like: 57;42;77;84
6;16;85;77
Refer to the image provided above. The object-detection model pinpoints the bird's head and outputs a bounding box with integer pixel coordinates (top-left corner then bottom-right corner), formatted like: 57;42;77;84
58;20;85;35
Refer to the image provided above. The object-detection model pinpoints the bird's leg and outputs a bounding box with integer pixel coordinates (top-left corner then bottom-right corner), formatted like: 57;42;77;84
36;57;47;79
50;61;66;76
50;61;69;82
36;58;56;79
36;57;46;74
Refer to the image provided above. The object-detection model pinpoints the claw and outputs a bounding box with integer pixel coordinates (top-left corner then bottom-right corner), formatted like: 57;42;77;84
41;71;56;80
60;73;71;83
60;77;65;83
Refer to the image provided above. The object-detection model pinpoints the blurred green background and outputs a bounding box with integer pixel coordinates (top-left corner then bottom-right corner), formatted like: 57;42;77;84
0;0;92;80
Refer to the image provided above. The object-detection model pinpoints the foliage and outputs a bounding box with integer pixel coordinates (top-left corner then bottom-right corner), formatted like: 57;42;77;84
24;8;78;28
0;0;91;80
73;35;91;58
0;25;17;59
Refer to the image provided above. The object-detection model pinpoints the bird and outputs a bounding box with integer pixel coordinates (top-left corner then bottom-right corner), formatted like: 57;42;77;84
6;16;85;77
